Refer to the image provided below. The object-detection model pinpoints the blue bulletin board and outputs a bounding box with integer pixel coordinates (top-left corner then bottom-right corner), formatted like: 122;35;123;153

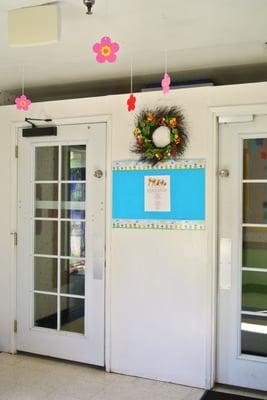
112;159;206;230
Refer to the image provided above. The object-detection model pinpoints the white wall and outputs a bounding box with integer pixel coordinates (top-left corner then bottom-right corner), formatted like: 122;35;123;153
1;82;267;389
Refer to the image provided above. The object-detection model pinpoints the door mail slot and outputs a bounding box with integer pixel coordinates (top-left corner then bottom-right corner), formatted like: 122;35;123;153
22;126;57;137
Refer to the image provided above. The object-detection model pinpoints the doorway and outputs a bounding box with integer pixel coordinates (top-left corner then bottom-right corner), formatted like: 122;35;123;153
16;122;106;366
216;114;267;391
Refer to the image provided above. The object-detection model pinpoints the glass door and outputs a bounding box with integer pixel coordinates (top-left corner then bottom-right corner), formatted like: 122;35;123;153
217;115;267;391
242;138;267;357
17;123;106;365
34;145;86;334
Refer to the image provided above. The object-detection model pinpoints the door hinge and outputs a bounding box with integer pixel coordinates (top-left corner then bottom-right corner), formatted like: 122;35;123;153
11;232;17;246
15;145;18;158
14;320;17;333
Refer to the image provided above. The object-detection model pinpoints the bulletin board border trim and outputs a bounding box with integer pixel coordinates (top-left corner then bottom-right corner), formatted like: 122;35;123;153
112;159;205;171
112;219;206;230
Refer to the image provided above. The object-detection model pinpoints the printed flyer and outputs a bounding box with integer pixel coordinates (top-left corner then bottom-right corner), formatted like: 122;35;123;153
144;175;171;212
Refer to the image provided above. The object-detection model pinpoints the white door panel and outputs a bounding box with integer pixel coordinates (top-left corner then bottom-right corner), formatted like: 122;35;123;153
17;123;106;365
217;115;267;391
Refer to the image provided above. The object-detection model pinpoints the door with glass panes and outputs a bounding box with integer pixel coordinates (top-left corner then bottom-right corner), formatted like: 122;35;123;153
217;115;267;391
17;123;106;365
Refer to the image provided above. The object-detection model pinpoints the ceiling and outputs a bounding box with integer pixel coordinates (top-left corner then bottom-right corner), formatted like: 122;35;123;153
0;0;267;96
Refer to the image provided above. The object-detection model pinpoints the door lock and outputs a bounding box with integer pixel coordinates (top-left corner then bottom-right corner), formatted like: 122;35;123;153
94;169;103;178
218;169;230;178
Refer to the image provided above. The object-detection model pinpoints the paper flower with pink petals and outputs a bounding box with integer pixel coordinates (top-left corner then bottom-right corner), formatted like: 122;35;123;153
161;73;171;94
92;36;120;63
15;95;31;111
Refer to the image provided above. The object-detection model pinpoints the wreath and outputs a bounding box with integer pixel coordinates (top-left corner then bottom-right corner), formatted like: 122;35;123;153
132;106;188;164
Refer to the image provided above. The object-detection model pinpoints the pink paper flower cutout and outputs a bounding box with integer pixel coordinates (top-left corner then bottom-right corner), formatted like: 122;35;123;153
161;73;171;94
15;95;31;111
127;94;136;111
92;36;120;63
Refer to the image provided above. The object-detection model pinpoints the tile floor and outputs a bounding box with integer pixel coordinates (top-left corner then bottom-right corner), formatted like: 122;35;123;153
0;353;205;400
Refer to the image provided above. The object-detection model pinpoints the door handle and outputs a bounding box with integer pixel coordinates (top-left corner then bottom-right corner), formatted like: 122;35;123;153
94;170;103;179
218;169;230;178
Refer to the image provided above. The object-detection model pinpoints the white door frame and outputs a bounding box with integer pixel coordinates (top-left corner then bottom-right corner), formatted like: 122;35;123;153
9;115;112;372
206;103;267;389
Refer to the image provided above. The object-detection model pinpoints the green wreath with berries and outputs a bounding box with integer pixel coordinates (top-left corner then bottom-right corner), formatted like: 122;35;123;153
132;106;188;164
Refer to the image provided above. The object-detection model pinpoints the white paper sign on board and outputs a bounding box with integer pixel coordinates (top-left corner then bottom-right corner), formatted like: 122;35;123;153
144;175;171;212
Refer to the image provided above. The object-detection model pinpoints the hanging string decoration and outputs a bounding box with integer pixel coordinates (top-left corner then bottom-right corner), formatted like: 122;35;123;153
92;36;120;63
15;66;31;111
126;59;136;111
132;106;188;164
161;50;171;94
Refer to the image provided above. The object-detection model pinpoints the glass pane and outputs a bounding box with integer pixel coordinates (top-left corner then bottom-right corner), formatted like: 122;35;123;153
60;259;85;296
243;183;267;224
35;183;58;218
60;297;84;334
242;271;267;312
61;183;85;219
34;257;57;293
243;227;267;269
34;293;57;329
62;145;86;181
35;147;58;181
35;220;58;255
61;221;85;258
241;315;267;357
243;138;267;180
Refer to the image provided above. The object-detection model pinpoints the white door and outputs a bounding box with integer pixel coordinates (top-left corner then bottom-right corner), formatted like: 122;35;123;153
17;122;106;366
217;114;267;391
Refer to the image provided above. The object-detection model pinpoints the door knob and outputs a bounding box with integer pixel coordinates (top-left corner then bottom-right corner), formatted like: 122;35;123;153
218;169;229;178
94;169;103;178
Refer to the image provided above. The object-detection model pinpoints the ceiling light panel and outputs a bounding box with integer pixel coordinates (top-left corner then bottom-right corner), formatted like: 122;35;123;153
8;3;60;47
